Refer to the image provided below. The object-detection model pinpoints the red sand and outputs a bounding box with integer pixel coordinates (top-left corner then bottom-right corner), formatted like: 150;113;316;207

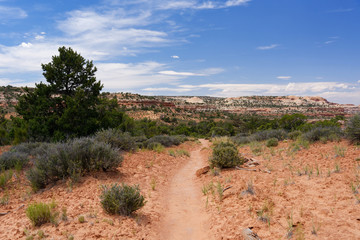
1;139;360;239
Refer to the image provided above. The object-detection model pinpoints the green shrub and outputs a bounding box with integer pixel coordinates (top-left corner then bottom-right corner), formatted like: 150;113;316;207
346;114;360;144
94;129;137;151
0;151;29;170
288;130;302;140
176;149;190;157
0;170;13;188
144;135;185;148
100;184;145;216
233;129;287;145
78;216;85;223
266;138;279;147
302;127;343;143
26;202;54;226
249;129;287;142
250;141;263;156
232;135;250;145
10;142;43;156
209;141;243;168
27;137;122;191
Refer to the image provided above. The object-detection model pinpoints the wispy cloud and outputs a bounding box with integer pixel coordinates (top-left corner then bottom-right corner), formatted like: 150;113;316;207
171;55;180;59
142;87;193;92
159;68;223;76
0;6;27;21
159;0;251;10
277;76;292;80
97;62;181;90
143;82;352;96
159;70;206;76
0;0;246;82
328;8;354;13
257;44;279;50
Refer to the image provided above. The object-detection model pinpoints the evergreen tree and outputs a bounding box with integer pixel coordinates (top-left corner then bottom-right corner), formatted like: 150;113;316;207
16;46;103;140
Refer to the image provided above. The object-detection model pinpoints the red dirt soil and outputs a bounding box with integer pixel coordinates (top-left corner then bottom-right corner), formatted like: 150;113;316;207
200;140;360;239
1;139;360;239
0;142;200;240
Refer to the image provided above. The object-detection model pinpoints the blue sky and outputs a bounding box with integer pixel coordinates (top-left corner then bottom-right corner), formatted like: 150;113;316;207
0;0;360;104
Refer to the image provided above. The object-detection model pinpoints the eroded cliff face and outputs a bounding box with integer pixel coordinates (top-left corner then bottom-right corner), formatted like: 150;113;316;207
1;87;359;119
111;93;360;119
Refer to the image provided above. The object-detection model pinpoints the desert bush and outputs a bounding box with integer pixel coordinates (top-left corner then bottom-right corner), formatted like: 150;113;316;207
302;126;343;143
0;151;29;170
148;142;165;153
249;129;287;142
209;141;243;168
10;142;43;156
26;202;56;226
27;137;122;191
266;138;279;147
94;129;137;151
233;129;287;145
176;149;190;157
288;130;302;140
346;114;360;144
100;184;145;216
250;141;263;156
232;135;250;145
0;170;13;188
144;135;188;149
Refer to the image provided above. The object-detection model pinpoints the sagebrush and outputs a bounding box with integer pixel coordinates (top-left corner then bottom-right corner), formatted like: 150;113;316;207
100;183;145;216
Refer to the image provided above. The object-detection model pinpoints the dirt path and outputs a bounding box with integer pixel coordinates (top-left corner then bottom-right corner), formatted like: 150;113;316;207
158;139;212;240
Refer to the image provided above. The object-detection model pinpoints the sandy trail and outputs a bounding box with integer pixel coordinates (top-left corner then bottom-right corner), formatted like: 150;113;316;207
158;139;212;240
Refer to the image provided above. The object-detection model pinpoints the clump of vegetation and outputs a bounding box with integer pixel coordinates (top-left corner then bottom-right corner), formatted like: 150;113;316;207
27;137;122;191
100;183;145;216
10;142;42;156
148;142;165;153
143;135;185;148
26;202;57;227
302;126;342;143
250;141;263;156
0;151;29;170
78;216;85;223
288;130;302;140
94;129;137;151
266;138;279;147
346;114;360;144
0;170;13;189
250;129;287;142
232;129;287;145
209;141;244;168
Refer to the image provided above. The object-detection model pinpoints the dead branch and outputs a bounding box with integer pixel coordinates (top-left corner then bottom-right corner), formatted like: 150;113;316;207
236;166;257;172
222;186;232;193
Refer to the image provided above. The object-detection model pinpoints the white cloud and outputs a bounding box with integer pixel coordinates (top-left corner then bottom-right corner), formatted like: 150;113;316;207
97;62;182;90
324;40;335;44
159;70;206;76
277;76;292;80
0;6;27;20
257;44;279;50
225;0;251;7
159;68;223;76
143;87;193;92
0;0;245;87
159;0;251;10
35;35;45;40
168;82;352;96
358;80;360;83
171;55;180;59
